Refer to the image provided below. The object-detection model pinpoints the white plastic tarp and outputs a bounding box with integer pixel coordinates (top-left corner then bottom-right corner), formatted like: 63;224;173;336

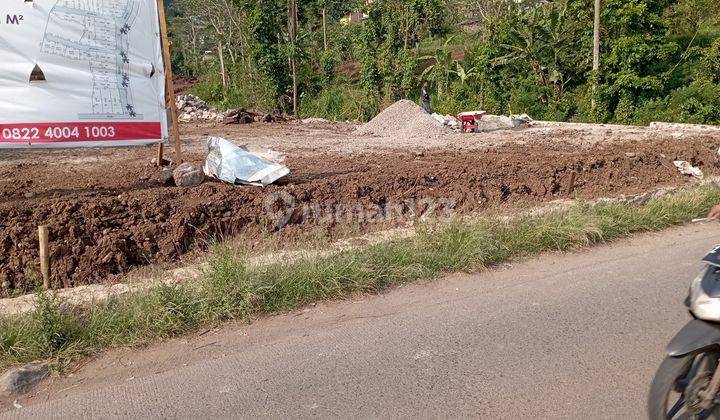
0;1;167;148
204;137;290;187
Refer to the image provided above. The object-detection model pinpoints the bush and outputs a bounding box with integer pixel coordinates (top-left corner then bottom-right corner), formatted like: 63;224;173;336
299;85;379;121
334;25;363;62
320;51;338;86
507;77;548;117
701;38;720;83
614;94;639;125
193;64;279;112
634;80;720;125
431;81;474;115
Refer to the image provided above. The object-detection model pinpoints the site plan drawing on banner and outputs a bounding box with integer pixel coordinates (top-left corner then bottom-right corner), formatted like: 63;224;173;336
0;0;168;148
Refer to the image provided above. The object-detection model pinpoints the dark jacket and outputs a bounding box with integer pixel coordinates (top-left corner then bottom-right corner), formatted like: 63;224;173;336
421;88;430;104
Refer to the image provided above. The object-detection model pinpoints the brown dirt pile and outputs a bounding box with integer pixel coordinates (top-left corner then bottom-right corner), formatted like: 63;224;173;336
0;137;718;296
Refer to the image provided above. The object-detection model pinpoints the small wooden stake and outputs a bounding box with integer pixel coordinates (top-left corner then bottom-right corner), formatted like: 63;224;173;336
567;171;577;196
156;142;164;167
156;0;182;165
38;226;50;290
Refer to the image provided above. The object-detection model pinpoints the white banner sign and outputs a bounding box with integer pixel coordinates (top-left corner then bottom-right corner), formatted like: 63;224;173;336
0;0;168;148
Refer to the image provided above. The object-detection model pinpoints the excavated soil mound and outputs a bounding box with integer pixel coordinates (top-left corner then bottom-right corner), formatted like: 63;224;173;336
1;136;719;296
355;99;447;138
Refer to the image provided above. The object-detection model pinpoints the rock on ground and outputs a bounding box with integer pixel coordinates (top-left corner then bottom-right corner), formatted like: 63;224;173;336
0;362;49;397
173;163;205;187
176;94;224;123
160;165;176;186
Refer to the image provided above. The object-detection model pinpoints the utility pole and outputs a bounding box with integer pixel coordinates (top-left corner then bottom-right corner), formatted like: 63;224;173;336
592;0;601;110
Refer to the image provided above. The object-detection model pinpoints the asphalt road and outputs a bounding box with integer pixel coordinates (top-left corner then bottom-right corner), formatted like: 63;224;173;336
5;224;720;419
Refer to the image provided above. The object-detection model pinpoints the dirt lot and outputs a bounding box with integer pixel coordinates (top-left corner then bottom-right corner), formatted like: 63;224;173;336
0;120;719;296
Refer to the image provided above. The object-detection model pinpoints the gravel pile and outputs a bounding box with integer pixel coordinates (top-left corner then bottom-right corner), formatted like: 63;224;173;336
355;99;447;138
476;115;515;131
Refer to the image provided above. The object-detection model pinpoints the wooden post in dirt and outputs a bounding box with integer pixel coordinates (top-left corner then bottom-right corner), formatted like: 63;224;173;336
567;171;577;196
38;226;50;290
156;0;183;165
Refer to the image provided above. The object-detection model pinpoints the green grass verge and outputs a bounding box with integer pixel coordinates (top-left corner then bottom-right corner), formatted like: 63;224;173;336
2;185;720;370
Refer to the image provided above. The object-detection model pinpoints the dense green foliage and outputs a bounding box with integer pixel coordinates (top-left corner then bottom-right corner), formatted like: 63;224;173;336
169;0;720;123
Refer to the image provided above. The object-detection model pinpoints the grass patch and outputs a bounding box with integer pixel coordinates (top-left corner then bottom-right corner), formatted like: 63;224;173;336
2;185;720;370
298;84;379;122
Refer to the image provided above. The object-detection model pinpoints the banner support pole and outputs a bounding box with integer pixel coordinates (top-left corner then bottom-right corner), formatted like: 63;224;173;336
156;0;182;165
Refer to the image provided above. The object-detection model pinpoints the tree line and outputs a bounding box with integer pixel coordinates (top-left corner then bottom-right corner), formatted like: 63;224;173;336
168;0;720;124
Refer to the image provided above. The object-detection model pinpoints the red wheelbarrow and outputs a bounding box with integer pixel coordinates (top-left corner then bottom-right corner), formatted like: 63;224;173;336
457;111;486;133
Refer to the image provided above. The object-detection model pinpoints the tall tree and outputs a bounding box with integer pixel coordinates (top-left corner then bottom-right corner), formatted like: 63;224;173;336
597;0;678;122
248;0;291;110
288;0;299;115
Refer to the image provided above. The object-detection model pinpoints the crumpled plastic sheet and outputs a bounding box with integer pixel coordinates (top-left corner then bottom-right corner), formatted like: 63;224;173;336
673;160;704;179
203;137;289;187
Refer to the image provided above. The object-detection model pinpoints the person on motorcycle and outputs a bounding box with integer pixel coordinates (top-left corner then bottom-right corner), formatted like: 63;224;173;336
648;203;720;419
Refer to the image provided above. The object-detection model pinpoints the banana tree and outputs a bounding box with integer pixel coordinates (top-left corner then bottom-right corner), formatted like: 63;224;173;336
452;62;479;86
419;36;457;100
491;0;582;102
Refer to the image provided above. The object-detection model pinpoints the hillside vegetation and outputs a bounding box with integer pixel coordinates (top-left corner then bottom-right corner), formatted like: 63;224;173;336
168;0;720;124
